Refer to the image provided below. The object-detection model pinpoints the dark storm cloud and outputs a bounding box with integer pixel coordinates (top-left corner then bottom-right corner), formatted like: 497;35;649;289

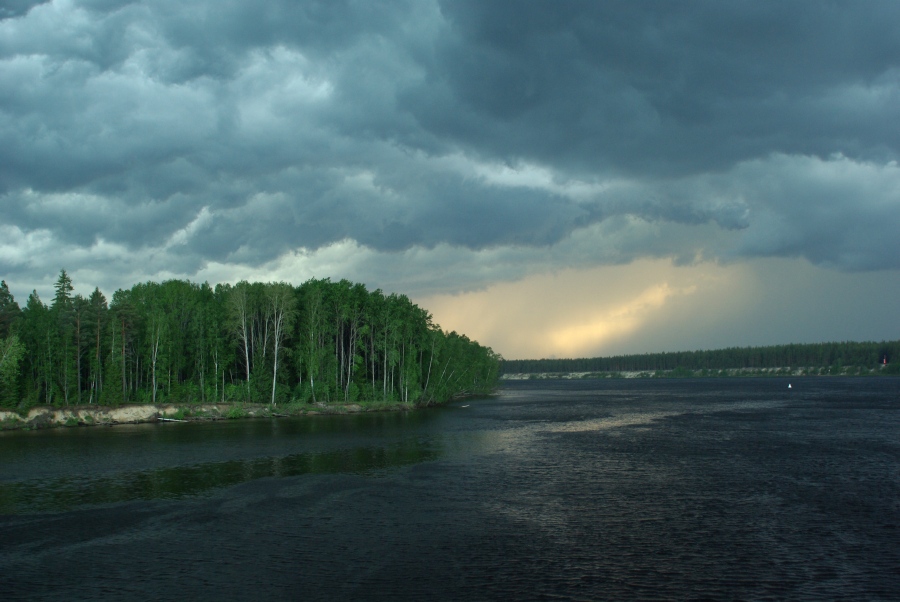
1;0;899;295
408;0;900;175
0;1;48;21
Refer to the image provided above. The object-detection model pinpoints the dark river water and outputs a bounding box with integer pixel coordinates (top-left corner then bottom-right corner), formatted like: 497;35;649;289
2;378;899;600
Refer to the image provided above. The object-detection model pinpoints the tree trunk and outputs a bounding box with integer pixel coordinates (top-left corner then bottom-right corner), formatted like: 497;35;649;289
121;319;126;404
151;325;160;405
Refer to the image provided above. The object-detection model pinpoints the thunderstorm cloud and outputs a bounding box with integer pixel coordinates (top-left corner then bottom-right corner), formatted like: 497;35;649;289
2;1;899;357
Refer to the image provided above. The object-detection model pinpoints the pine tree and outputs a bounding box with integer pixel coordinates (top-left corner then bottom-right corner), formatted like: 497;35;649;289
0;280;22;339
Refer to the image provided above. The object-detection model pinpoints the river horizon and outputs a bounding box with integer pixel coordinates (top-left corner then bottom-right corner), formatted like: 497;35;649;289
2;377;899;600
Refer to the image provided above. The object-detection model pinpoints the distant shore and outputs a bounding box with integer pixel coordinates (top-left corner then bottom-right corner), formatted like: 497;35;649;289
0;400;424;432
502;365;895;380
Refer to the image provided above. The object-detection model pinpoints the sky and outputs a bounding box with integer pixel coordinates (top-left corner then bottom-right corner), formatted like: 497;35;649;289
2;0;900;360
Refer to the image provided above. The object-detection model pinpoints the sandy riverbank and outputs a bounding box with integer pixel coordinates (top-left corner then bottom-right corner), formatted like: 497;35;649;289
0;401;415;431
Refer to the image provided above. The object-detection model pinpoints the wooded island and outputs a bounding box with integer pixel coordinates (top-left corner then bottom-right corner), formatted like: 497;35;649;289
0;271;501;411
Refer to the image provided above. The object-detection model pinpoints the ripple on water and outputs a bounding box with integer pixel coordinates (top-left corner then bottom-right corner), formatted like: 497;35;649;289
1;378;899;600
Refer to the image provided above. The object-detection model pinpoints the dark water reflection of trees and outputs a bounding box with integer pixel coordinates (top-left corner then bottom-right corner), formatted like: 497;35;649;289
0;412;446;514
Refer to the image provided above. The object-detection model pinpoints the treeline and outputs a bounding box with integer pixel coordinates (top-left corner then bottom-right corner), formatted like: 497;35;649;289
502;341;900;375
0;272;501;409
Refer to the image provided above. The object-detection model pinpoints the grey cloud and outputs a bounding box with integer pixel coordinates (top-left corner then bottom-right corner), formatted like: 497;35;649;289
0;1;48;21
728;154;900;270
404;0;900;176
1;0;899;299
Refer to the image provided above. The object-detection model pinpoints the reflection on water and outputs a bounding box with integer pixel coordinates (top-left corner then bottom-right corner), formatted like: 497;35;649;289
0;410;456;514
2;379;900;600
0;439;441;514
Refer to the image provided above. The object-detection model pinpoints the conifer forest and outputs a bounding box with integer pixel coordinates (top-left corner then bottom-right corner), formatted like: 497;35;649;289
0;271;501;409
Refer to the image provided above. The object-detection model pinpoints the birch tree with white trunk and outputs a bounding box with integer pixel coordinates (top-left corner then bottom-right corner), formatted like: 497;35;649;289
267;282;296;407
228;282;252;401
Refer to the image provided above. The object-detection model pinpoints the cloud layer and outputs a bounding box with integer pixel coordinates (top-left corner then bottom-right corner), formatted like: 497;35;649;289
2;1;899;355
421;258;900;360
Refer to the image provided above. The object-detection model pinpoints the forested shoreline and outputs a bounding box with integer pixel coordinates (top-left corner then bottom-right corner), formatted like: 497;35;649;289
502;340;900;376
0;272;501;411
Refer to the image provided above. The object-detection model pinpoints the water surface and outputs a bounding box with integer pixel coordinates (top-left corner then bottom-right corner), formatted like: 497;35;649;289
2;378;899;600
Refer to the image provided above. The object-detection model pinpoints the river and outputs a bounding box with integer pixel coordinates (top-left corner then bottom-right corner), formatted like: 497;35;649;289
2;378;899;600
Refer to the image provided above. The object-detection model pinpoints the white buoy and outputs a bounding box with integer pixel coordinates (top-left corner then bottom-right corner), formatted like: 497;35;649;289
788;384;792;389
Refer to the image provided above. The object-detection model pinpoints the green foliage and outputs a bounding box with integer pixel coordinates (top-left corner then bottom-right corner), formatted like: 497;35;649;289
668;366;694;378
882;362;900;375
226;405;248;419
503;340;900;375
0;335;26;408
223;383;245;402
292;381;313;404
0;280;22;339
1;274;501;410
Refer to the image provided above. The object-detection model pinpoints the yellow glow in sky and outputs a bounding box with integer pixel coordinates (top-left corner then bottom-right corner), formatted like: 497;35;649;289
417;258;746;360
418;257;900;360
548;283;697;356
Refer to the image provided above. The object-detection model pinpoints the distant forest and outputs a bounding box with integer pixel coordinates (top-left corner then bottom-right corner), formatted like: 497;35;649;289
0;271;501;409
502;341;900;375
